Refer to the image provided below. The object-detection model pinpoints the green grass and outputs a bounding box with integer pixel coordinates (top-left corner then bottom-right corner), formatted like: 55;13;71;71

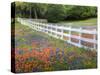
14;20;89;50
59;18;97;26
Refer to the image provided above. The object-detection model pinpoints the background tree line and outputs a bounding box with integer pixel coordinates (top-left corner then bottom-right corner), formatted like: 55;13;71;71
12;2;97;23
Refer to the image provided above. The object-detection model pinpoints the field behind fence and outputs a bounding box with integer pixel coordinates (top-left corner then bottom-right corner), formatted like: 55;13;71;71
17;18;97;50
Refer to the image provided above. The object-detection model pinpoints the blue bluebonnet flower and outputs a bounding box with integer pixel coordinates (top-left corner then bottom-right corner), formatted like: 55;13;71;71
56;48;60;60
62;50;66;61
27;57;34;62
49;49;54;61
18;50;24;55
32;68;40;72
56;48;60;54
62;50;64;57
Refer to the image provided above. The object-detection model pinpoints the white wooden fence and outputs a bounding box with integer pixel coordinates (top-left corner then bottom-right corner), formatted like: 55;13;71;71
17;18;97;50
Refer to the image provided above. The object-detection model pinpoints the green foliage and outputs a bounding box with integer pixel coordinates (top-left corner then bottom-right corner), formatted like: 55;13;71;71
13;2;97;23
45;5;66;22
66;6;97;20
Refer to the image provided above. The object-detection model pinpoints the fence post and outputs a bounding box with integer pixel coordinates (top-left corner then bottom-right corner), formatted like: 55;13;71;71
45;23;47;33
37;23;41;31
50;24;52;36
55;24;58;38
93;29;96;49
33;22;35;30
45;23;49;34
68;26;71;43
35;23;37;31
61;26;63;40
37;23;39;31
79;27;82;47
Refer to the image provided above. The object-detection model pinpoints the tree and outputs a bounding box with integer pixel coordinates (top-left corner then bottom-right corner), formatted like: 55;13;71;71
45;4;66;22
14;2;97;22
65;6;97;20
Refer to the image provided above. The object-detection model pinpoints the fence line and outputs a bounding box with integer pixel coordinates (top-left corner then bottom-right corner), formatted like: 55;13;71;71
17;18;97;50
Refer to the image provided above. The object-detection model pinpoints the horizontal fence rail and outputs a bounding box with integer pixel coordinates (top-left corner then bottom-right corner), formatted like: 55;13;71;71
17;18;97;50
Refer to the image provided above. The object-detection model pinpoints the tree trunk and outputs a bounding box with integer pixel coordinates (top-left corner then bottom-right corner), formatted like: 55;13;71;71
30;6;31;18
34;8;38;19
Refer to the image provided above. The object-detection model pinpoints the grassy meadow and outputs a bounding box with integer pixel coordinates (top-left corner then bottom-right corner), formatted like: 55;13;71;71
13;21;97;73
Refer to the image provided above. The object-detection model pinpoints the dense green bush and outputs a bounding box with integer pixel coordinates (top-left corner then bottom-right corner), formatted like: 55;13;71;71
45;5;66;22
66;6;97;20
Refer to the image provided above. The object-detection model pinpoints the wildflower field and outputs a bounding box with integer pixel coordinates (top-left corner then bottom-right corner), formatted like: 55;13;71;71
12;21;97;73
